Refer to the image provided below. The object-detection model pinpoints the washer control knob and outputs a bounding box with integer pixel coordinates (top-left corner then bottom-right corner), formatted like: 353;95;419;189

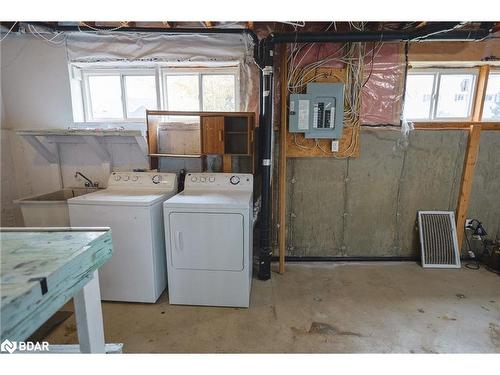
132;176;139;182
200;177;206;182
191;176;198;182
230;175;240;185
123;175;130;181
152;175;162;184
209;177;215;182
114;175;121;181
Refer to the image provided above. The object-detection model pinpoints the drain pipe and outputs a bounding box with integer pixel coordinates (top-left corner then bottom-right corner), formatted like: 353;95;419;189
257;39;274;280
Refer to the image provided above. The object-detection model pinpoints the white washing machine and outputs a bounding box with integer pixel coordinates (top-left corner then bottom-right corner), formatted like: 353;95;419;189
163;173;253;308
68;171;178;303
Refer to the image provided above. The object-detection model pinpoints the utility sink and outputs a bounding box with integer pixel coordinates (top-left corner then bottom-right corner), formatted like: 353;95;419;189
15;188;100;227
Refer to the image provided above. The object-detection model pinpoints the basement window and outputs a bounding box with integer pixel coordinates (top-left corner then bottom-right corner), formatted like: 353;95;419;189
72;65;239;123
162;67;238;112
82;69;159;122
483;72;500;120
403;69;478;121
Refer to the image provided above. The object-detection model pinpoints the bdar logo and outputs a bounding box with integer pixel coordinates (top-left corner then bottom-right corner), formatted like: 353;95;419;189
1;339;17;354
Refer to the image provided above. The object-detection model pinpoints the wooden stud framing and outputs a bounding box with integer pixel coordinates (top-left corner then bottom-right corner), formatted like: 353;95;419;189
455;65;491;249
456;124;482;249
414;121;499;131
472;65;490;122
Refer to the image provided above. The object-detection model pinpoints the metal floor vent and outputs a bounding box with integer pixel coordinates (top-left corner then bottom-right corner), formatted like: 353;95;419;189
418;211;460;268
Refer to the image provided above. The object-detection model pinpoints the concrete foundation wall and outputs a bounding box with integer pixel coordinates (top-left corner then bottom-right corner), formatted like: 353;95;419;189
284;129;500;257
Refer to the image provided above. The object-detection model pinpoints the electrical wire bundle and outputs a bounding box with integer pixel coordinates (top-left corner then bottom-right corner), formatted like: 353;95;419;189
285;23;384;158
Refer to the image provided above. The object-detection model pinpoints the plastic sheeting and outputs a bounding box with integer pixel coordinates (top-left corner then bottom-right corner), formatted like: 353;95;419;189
65;32;260;113
66;32;254;63
361;43;405;126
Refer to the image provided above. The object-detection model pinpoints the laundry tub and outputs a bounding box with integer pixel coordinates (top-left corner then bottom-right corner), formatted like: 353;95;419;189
15;188;99;227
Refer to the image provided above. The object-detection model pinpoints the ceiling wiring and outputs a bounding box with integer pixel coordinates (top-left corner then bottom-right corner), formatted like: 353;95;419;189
27;24;67;46
0;22;18;42
285;22;386;158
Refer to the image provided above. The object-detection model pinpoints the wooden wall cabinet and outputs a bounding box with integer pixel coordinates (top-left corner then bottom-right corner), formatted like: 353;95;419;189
201;114;254;155
146;110;255;172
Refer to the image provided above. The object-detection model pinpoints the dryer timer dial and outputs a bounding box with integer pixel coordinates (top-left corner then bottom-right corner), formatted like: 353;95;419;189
152;175;162;184
230;175;240;185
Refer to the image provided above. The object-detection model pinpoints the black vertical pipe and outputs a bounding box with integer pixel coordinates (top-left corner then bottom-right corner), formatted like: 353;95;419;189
258;40;274;280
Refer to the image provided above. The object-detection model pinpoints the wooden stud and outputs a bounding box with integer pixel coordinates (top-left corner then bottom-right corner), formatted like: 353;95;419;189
472;65;490;122
414;121;500;130
278;45;288;274
246;22;254;29
204;22;214;28
456;124;482;250
455;65;490;250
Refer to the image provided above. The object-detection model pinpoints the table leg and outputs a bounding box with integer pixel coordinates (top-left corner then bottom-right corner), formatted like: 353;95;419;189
74;270;105;353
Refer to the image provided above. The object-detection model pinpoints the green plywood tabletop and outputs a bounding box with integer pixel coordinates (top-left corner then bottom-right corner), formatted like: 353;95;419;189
0;228;113;342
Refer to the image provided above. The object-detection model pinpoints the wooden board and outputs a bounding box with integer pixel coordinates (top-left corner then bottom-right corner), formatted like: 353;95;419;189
472;66;491;122
285;67;360;158
455;66;491;249
455;125;482;249
0;228;113;342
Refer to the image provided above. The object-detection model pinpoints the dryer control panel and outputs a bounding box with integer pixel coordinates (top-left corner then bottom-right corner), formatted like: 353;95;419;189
184;173;253;191
107;172;177;190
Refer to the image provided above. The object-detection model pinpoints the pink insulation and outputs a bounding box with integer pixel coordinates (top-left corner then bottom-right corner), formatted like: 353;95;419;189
290;42;405;126
361;43;404;125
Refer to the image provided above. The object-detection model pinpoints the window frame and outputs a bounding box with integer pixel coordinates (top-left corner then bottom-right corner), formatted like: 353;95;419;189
482;70;500;121
161;66;240;112
404;68;479;122
81;68;160;123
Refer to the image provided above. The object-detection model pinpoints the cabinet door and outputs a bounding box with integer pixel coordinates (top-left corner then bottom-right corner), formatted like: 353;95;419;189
202;116;224;154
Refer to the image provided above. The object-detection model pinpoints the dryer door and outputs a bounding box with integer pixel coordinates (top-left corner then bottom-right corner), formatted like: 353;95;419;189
169;212;244;271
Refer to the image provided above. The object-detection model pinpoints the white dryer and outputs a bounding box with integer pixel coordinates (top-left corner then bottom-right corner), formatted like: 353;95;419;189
68;172;177;303
163;173;253;308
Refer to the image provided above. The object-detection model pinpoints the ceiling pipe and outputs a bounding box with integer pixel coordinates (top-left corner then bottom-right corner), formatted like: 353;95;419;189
267;22;493;44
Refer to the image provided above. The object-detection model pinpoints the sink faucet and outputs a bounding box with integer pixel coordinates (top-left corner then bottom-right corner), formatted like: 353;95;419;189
75;171;98;188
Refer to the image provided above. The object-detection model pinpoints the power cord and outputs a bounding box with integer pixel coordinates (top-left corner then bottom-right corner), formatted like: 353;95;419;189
464;219;481;270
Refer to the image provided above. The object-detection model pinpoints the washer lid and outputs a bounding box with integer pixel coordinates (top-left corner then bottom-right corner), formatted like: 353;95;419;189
163;190;252;210
68;189;176;206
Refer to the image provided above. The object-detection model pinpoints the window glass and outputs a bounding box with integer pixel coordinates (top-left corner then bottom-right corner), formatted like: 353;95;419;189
124;75;157;118
435;74;475;118
88;75;123;119
202;75;236;111
403;74;435;120
166;75;199;111
483;73;500;120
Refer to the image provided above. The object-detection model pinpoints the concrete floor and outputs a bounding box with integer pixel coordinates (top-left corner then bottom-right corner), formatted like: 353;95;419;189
45;262;500;353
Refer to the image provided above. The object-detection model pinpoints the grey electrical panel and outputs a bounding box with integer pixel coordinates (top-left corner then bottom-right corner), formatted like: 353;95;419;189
288;82;344;139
